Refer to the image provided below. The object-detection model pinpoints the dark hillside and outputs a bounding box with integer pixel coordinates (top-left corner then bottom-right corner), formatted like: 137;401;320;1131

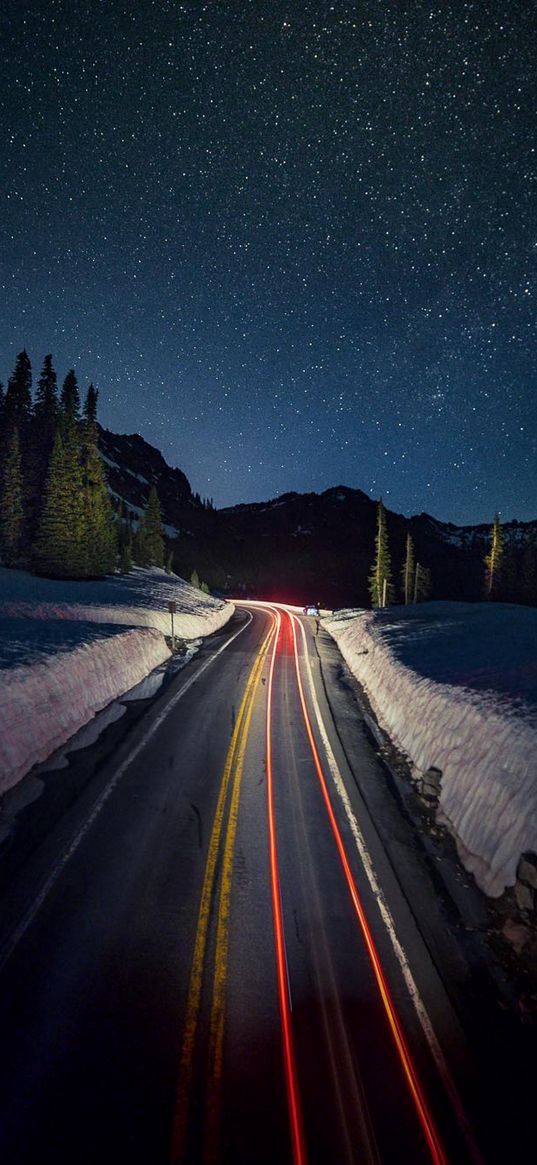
98;427;196;527
98;428;537;608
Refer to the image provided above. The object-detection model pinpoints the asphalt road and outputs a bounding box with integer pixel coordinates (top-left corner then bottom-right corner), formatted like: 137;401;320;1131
0;604;523;1164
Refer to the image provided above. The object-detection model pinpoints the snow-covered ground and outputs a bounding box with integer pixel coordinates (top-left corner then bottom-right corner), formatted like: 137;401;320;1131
0;566;229;641
0;567;234;794
324;602;537;898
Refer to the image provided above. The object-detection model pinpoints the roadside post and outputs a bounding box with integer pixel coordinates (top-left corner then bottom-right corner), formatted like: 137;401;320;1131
168;600;177;650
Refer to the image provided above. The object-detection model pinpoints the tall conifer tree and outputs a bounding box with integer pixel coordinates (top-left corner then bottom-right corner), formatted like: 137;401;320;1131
83;383;98;424
0;428;24;566
3;351;33;550
34;354;59;424
80;385;116;575
402;532;415;605
60;369;81;428
369;499;392;608
141;486;165;567
30;355;60;534
484;513;503;598
34;428;86;577
4;351;32;436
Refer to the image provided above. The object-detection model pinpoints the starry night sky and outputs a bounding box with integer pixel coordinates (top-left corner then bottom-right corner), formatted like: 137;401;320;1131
0;0;535;523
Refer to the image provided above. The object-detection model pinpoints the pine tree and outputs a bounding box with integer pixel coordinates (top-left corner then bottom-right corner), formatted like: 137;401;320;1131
141;486;165;567
201;580;210;594
79;384;116;575
4;351;32;436
484;513;503;599
0;382;5;429
401;532;415;605
0;428;24;566
165;549;174;574
2;352;33;553
83;383;98;425
60;369;81;428
369;499;392;608
34;354;59;424
33;428;87;577
190;568;200;590
80;424;117;577
413;563;432;603
30;355;60;534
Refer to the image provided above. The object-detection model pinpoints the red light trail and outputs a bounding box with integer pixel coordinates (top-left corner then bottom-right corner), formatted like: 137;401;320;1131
288;610;447;1165
265;608;309;1165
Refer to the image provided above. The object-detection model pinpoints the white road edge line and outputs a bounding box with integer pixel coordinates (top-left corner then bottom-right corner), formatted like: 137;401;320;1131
292;612;482;1154
293;616;444;1056
0;609;253;971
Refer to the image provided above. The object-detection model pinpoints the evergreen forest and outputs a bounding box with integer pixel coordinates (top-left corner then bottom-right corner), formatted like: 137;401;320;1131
0;350;165;579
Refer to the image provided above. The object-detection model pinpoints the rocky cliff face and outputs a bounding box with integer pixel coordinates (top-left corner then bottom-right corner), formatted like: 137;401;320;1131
98;427;197;532
98;427;537;607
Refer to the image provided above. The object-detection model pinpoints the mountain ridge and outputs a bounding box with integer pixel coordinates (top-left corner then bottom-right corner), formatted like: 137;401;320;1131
98;426;537;607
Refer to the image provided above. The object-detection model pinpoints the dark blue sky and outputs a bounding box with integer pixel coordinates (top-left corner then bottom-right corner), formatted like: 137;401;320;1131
1;0;535;523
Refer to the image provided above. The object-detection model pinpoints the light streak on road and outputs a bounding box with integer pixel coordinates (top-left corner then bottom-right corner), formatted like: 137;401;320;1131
265;608;309;1165
248;598;454;1164
287;610;447;1165
292;613;485;1165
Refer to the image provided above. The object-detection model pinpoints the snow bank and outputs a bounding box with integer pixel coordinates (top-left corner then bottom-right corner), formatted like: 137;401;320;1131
0;567;234;792
0;627;170;794
324;603;537;898
0;566;232;642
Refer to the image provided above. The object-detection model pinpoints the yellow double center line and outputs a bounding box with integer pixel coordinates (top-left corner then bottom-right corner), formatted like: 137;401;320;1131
170;616;276;1164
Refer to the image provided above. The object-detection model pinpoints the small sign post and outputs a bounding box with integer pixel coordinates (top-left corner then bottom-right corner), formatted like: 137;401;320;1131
168;600;177;650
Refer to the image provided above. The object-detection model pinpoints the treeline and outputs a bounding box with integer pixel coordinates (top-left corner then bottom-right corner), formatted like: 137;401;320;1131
369;501;537;610
484;512;537;605
0;350;166;579
369;499;431;608
192;492;215;511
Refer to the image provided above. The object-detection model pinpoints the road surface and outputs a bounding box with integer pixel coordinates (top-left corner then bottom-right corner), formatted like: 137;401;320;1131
0;604;522;1163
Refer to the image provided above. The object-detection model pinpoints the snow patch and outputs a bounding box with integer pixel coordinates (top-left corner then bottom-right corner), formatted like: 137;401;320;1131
0;627;170;794
324;602;537;898
0;568;234;791
0;566;232;641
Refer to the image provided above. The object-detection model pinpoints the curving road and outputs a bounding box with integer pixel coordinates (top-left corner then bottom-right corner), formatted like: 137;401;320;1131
0;604;518;1163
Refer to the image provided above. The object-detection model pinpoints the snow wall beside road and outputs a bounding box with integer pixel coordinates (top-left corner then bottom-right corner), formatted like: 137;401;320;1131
0;567;235;794
325;604;537;898
0;628;171;794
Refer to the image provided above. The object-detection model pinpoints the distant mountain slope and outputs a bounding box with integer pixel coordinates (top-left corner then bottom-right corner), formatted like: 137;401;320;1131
97;427;537;607
98;426;197;532
171;486;537;607
419;511;535;551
